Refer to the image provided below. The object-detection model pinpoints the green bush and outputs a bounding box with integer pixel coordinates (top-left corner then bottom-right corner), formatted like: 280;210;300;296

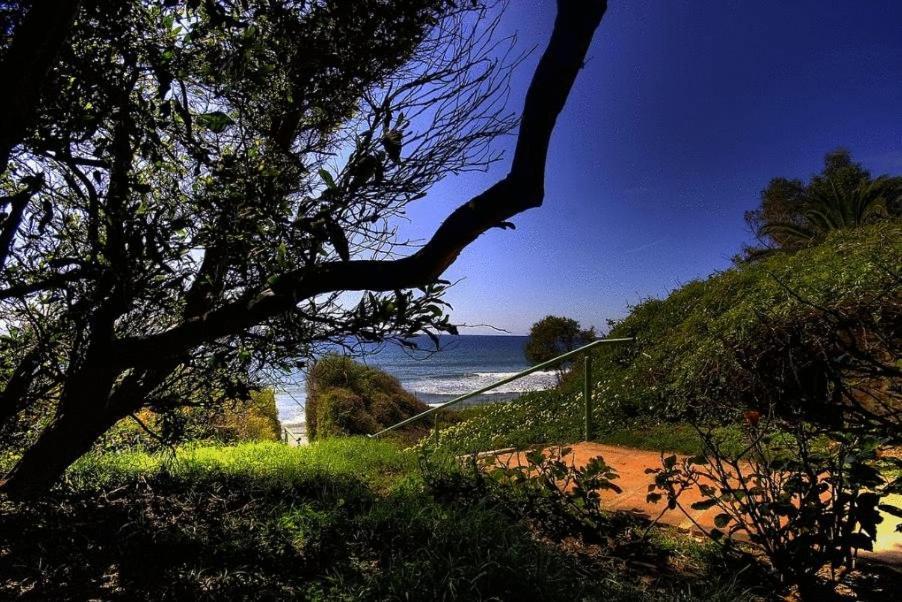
427;390;584;454
647;422;901;596
306;354;428;439
98;389;282;452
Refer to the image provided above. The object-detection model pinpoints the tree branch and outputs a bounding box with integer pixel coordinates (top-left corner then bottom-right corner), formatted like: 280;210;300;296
115;0;608;364
0;0;83;173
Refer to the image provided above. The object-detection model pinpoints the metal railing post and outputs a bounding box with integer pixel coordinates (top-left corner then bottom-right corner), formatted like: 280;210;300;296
583;354;593;440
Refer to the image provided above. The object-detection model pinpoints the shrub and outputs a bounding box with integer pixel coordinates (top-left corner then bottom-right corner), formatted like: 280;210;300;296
98;389;282;452
305;354;428;439
213;389;282;443
646;419;902;597
482;446;622;536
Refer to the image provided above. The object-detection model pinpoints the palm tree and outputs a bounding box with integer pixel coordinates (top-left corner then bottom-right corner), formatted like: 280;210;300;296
757;174;901;251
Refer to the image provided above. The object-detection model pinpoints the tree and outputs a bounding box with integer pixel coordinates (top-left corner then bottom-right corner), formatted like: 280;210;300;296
743;149;901;257
524;315;595;366
0;0;609;498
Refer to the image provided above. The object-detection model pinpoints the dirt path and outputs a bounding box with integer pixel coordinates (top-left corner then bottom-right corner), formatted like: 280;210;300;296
499;442;902;565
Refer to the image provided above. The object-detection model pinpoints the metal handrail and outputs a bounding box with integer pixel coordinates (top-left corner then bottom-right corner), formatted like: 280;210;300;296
368;336;634;439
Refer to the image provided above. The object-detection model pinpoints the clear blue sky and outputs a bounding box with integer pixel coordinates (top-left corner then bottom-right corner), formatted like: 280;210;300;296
397;0;902;335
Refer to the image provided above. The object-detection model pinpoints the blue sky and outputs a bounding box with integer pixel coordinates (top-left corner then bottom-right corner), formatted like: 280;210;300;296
397;0;902;335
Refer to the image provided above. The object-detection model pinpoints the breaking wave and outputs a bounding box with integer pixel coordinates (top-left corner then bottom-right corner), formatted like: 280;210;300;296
406;370;558;397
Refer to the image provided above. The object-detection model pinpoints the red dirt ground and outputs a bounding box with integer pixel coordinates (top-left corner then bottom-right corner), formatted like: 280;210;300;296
496;442;902;565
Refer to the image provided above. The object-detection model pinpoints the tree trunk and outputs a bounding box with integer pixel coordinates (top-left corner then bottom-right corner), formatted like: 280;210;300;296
1;348;122;500
0;402;123;500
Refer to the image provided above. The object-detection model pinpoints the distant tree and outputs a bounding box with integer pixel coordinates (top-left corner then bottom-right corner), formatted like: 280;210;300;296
743;149;901;258
524;315;596;366
0;0;609;498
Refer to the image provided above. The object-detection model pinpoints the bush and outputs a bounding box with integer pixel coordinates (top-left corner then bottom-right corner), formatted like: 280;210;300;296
646;420;901;597
305;354;428;439
213;389;282;443
98;389;282;452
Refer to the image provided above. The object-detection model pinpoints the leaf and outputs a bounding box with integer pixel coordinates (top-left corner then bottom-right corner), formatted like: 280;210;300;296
195;111;234;133
382;129;403;163
714;513;732;528
847;532;874;552
325;221;349;261
663;454;677;469
646;492;662;504
878;504;902;519
691;499;718;511
318;168;337;189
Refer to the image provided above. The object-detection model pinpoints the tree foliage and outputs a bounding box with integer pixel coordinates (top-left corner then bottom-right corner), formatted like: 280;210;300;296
524;315;595;366
743;149;901;257
0;0;609;497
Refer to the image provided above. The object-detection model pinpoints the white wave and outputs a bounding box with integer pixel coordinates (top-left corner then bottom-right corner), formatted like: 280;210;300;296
406;370;558;396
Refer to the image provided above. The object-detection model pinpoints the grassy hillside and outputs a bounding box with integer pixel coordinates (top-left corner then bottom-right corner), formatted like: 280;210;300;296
435;222;901;454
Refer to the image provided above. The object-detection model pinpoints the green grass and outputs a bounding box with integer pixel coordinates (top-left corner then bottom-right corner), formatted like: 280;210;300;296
67;437;414;491
595;422;747;456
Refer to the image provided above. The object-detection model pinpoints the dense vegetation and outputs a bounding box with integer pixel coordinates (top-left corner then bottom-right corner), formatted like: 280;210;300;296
100;389;282;451
0;439;768;600
305;355;427;439
0;387;282;470
436;221;900;454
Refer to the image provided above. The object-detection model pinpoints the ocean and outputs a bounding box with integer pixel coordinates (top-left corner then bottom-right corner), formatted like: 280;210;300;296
274;334;556;424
